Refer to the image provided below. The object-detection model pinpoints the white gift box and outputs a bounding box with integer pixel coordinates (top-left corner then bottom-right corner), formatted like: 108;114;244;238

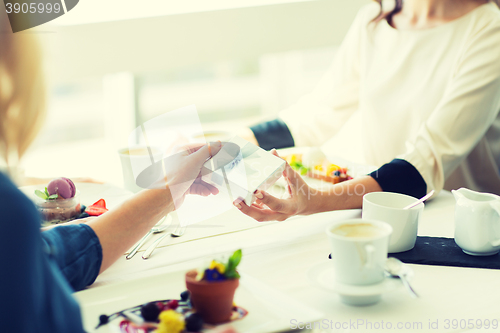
201;136;285;205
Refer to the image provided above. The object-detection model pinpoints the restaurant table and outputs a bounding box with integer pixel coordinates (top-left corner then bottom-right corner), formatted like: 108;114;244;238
72;184;500;333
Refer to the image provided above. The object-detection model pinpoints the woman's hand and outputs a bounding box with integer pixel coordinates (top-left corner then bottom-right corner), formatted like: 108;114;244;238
88;141;222;273
233;148;384;222
162;142;222;208
232;150;314;222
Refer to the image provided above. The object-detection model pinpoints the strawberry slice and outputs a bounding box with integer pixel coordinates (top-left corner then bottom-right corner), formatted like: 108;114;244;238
86;206;108;216
92;199;107;208
86;198;108;216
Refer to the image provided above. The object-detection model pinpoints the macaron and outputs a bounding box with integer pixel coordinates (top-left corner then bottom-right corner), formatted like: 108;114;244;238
47;177;76;199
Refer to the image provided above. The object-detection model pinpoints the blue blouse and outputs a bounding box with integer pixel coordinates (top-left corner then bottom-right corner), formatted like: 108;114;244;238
0;172;102;333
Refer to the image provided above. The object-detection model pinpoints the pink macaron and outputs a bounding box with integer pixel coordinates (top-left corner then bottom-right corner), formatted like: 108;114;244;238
47;177;76;199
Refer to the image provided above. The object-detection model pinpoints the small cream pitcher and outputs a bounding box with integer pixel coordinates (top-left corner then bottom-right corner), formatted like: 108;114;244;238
452;188;500;256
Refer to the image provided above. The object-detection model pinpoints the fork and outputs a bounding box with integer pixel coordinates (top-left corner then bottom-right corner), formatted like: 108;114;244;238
125;216;169;259
142;225;186;259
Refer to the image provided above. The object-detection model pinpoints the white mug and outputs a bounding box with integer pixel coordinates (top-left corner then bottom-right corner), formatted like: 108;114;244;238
118;146;164;193
362;192;423;253
326;219;392;286
453;188;500;256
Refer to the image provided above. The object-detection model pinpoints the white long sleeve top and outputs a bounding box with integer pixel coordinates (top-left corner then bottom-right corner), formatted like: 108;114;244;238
279;2;500;194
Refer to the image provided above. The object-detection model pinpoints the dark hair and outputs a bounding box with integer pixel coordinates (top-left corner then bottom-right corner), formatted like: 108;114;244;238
372;0;499;25
372;0;403;25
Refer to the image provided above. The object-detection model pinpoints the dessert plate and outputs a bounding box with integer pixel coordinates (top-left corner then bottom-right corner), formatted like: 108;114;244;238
274;148;377;190
307;262;412;306
75;269;323;333
20;182;133;211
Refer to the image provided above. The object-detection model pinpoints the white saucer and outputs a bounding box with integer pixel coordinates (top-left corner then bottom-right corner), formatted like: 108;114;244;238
307;262;410;306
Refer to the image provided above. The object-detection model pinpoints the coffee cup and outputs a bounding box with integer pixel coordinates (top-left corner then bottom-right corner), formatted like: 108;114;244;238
118;146;164;193
362;192;423;253
326;219;392;287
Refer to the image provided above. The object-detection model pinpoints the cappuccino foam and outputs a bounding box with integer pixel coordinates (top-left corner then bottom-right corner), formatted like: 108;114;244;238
332;223;385;238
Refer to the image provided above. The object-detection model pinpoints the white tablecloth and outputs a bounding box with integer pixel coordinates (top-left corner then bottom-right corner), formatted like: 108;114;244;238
74;185;500;333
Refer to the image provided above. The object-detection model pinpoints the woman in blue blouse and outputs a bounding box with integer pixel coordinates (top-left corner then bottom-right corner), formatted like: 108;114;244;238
0;14;223;333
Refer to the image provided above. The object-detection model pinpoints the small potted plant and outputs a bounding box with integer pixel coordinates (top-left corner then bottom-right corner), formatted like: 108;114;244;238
185;249;242;324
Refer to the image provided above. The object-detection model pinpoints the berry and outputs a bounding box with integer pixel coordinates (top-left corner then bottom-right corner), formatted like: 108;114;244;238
92;199;107;207
80;205;86;213
140;302;160;322
167;299;179;310
180;290;190;302
333;170;341;177
185;313;204;332
86;206;108;216
86;199;109;216
99;314;109;325
157;301;165;311
78;212;90;219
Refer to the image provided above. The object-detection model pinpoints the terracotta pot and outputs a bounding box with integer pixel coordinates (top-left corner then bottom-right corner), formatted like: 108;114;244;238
185;270;239;324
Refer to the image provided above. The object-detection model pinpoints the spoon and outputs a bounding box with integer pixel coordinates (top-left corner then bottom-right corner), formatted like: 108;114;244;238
403;190;435;210
126;216;169;260
385;257;419;298
142;226;186;259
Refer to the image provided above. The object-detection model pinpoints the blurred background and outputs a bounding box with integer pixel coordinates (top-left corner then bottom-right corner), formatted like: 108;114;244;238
23;0;368;187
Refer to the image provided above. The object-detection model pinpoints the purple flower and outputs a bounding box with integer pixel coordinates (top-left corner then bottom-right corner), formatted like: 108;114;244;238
204;268;226;281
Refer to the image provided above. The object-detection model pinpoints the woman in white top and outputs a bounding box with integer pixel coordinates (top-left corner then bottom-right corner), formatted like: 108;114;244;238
236;0;500;221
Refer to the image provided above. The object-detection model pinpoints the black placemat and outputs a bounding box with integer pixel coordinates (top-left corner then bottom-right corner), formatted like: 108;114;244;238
392;236;500;269
328;236;500;269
